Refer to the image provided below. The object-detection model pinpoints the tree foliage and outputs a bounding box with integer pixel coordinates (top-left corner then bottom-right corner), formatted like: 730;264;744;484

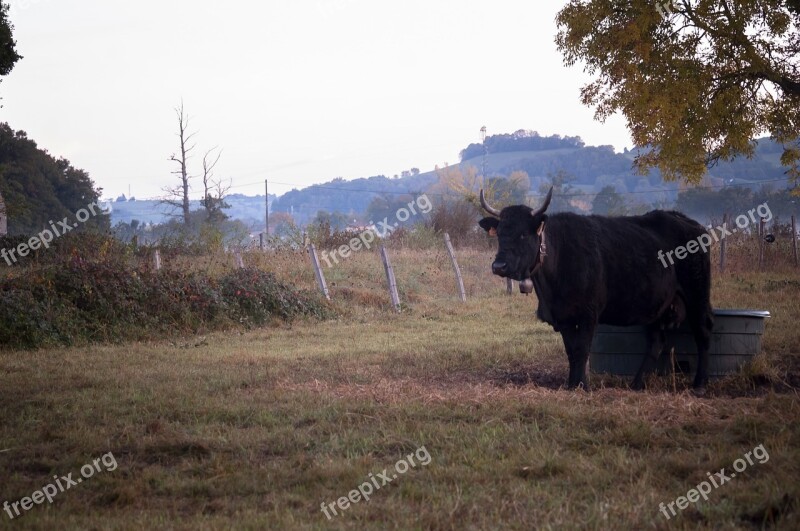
0;2;21;78
0;124;108;235
311;210;350;231
460;130;585;162
556;0;800;184
592;185;628;215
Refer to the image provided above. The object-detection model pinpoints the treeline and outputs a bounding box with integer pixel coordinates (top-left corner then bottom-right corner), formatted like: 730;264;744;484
263;131;794;228
271;174;436;225
0;123;108;235
676;187;799;224
508;145;633;186
459;130;585;161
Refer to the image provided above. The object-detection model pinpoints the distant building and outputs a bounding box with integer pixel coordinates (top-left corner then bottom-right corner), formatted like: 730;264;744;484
0;191;6;236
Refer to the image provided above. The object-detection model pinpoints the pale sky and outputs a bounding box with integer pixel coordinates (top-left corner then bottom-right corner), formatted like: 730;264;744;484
2;0;632;200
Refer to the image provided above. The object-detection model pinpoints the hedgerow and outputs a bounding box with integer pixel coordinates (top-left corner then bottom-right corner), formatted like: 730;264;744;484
0;235;331;350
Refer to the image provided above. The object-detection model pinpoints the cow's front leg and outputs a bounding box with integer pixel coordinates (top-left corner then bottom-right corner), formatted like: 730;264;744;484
560;327;579;388
560;318;596;390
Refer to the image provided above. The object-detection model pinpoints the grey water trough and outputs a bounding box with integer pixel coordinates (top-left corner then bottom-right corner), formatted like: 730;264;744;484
590;309;770;378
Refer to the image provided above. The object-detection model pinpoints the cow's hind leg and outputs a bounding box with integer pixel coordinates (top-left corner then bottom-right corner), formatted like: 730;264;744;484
631;324;665;390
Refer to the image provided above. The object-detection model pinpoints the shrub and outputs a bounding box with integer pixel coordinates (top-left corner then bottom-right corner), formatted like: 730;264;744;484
0;249;331;350
426;201;486;247
220;268;330;326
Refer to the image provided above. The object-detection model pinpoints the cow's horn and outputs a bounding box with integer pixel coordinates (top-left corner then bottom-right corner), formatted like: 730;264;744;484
532;187;554;218
479;189;501;217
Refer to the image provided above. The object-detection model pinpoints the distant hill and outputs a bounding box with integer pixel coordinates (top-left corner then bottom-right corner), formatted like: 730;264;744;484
270;174;437;225
270;132;792;223
105;194;273;230
106;131;794;228
458;130;789;194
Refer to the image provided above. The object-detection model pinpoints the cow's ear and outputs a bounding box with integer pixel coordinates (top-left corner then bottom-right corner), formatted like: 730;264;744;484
479;217;499;236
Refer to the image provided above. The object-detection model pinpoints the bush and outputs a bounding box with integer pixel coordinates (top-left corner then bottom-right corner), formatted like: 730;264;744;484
0;252;332;350
220;269;329;326
426;201;488;248
0;231;132;269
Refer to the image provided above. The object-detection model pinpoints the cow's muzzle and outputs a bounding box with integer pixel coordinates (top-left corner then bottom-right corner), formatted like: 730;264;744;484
491;261;507;276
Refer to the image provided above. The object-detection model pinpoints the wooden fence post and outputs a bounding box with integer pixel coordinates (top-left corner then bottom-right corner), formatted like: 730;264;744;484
443;233;467;303
792;215;798;267
308;244;331;300
153;249;162;271
759;217;766;270
506;278;513;295
720;213;728;273
380;245;401;312
260;233;265;251
234;251;245;269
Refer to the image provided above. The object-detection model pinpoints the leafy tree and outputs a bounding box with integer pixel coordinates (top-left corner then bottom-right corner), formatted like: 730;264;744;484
365;193;418;225
541;170;584;213
460;130;585;161
486;174;528;206
592;185;628;215
311;210;350;231
676;186;756;218
0;1;21;97
268;212;296;237
0;124;108;234
556;0;800;184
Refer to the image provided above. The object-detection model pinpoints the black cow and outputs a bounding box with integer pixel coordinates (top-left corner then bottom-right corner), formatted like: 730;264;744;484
478;188;713;390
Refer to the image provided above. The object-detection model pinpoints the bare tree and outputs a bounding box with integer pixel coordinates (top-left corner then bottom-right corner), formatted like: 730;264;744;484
200;147;232;224
162;101;196;225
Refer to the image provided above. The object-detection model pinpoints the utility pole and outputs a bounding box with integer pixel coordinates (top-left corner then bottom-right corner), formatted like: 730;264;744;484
265;179;269;237
481;126;488;187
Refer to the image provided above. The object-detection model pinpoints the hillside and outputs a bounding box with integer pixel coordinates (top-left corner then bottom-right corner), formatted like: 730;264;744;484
105;194;274;230
105;132;794;229
269;134;791;224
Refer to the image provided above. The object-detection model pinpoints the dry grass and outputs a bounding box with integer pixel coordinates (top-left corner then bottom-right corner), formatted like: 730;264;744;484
1;245;799;530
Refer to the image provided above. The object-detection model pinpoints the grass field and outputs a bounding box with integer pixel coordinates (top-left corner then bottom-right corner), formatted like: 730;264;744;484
1;246;799;530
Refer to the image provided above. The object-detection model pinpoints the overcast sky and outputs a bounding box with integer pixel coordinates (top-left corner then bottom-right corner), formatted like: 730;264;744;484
2;0;632;200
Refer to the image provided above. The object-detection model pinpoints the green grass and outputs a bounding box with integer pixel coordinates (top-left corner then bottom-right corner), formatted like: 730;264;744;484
1;249;799;530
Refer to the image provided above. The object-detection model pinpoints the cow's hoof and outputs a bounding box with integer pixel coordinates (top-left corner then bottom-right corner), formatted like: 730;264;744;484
568;381;590;392
630;381;645;391
691;386;707;397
